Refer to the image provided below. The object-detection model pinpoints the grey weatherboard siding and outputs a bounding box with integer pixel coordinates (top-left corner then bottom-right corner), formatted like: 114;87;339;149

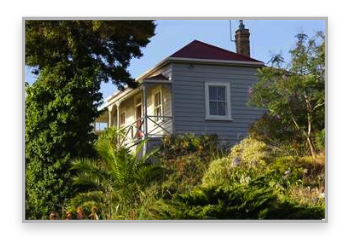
171;63;264;146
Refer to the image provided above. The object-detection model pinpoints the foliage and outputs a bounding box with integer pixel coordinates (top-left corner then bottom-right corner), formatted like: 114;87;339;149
25;20;156;89
315;129;325;151
25;21;155;219
160;154;208;198
49;132;325;220
149;135;324;220
298;154;325;189
202;157;233;187
158;133;224;198
151;184;324;220
249;114;308;156
229;137;272;168
25;66;101;219
248;31;325;157
69;128;163;219
160;133;222;162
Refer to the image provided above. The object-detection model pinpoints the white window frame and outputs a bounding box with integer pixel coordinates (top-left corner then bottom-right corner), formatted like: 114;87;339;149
205;82;232;120
152;86;163;122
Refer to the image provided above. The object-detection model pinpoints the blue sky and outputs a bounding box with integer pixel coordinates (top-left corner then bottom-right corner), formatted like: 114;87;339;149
25;19;325;100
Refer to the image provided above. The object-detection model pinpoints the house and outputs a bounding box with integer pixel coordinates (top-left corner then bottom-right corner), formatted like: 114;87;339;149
94;21;265;152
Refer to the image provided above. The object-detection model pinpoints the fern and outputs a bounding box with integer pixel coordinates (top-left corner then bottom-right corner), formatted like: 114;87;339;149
69;128;161;219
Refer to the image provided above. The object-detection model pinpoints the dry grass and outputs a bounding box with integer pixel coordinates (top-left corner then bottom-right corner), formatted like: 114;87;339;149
288;186;324;206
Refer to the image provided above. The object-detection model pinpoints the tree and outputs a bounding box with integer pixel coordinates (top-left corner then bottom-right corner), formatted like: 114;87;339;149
25;21;155;219
248;31;325;157
26;20;156;89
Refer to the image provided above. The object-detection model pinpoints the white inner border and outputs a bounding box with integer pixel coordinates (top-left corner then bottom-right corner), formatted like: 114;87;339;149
22;13;328;224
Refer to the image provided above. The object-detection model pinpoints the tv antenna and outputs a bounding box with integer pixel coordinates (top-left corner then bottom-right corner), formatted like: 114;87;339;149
229;20;236;43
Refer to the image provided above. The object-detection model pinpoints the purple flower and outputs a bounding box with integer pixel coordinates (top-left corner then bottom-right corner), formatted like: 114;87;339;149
248;87;253;96
233;157;241;166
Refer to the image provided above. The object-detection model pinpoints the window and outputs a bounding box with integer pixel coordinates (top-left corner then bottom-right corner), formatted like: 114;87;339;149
120;110;126;127
134;94;142;121
95;122;107;131
205;82;231;120
153;89;162;122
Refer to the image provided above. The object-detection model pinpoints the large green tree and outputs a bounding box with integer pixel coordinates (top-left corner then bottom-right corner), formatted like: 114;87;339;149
249;31;325;157
25;20;155;219
26;20;155;89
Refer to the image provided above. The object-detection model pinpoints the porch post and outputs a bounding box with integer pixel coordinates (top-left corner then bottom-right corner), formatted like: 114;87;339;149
108;107;112;128
143;83;148;138
116;102;120;129
170;82;175;135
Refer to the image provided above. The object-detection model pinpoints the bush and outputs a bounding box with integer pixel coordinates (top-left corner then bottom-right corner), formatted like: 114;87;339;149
249;115;311;156
229;137;272;168
151;184;324;220
151;137;325;220
158;133;224;198
202;139;306;190
202;157;232;187
161;154;208;197
160;133;221;161
298;154;325;189
315;129;325;152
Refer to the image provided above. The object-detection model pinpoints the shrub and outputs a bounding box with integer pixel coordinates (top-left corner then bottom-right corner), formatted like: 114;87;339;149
202;157;232;187
298;154;325;188
151;136;326;220
315;129;325;152
249;114;309;156
158;133;224;198
229;137;272;169
161;154;208;197
264;156;304;190
160;133;221;161
151;183;324;220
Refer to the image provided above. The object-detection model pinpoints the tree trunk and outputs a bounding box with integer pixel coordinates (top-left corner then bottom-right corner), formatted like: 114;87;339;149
307;112;316;158
307;136;316;158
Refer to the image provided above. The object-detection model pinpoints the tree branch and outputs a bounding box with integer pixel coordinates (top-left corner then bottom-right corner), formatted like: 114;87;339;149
312;102;325;112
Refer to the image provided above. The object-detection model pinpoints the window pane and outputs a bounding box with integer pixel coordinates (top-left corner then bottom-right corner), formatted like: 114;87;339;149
155;92;161;106
207;84;229;117
209;86;217;100
209;101;218;115
96;122;107;131
217;87;226;101
218;102;226;116
155;107;161;121
120;113;125;126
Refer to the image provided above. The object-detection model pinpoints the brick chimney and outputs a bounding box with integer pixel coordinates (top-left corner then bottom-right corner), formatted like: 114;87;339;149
235;20;250;57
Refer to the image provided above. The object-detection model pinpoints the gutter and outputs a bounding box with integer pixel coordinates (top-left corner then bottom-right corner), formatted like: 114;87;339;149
136;56;264;82
168;57;264;66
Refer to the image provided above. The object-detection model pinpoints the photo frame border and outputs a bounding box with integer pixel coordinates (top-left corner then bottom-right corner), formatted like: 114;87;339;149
10;11;340;239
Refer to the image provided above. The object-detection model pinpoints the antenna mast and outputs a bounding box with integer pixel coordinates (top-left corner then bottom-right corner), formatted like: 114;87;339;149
229;20;235;42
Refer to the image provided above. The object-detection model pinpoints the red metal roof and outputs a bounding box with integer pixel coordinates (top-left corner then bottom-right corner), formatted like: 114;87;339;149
170;40;262;63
